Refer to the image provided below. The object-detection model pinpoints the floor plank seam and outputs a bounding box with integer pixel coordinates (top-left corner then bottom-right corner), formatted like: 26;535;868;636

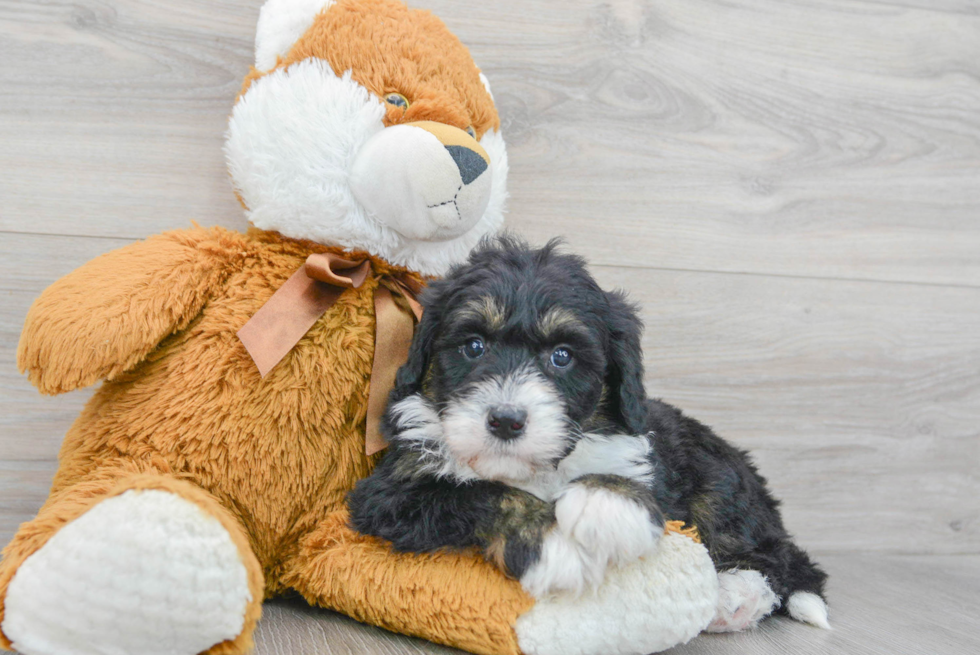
591;262;980;291
0;229;145;243
4;230;977;292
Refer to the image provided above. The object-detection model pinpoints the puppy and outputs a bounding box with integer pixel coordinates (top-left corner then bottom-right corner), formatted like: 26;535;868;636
349;237;829;631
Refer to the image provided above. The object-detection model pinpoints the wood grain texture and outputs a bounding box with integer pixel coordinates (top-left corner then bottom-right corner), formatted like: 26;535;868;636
670;553;980;655
2;0;978;284
469;0;980;286
1;0;978;653
0;0;253;237
0;233;128;292
0;288;95;461
253;595;468;655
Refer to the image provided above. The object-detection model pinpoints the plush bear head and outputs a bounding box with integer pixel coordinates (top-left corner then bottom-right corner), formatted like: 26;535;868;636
225;0;508;275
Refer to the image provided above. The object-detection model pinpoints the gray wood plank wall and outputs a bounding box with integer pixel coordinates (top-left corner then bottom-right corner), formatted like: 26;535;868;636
1;1;977;653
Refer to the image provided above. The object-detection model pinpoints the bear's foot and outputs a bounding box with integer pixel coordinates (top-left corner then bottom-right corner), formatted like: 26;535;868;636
3;489;253;655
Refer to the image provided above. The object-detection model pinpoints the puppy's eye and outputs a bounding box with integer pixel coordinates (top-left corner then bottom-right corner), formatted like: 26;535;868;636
385;93;409;110
465;125;476;138
462;337;486;359
550;347;572;368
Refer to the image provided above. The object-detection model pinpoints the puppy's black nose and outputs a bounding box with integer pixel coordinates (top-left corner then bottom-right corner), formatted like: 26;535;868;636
487;407;527;440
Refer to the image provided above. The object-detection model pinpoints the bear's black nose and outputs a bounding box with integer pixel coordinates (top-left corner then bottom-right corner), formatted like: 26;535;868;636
487;407;527;441
445;145;488;185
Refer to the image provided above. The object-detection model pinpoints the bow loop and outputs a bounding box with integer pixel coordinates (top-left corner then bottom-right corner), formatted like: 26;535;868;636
238;252;423;455
304;252;371;289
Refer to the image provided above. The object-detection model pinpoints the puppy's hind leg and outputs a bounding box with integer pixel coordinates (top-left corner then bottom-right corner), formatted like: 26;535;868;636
779;541;830;629
706;569;779;633
707;540;829;632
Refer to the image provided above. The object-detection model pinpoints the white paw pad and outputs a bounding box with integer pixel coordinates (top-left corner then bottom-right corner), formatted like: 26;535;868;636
555;483;661;569
3;489;252;655
706;569;780;633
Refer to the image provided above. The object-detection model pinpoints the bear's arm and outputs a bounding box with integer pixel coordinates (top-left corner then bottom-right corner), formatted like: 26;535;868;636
17;227;242;394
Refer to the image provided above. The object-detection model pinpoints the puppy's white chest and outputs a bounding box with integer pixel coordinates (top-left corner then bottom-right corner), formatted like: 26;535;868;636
512;433;654;501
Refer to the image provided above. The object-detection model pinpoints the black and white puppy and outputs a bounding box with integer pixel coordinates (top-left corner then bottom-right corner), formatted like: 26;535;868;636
349;237;829;631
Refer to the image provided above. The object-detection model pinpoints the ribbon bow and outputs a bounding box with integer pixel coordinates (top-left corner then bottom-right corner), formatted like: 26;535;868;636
237;252;423;456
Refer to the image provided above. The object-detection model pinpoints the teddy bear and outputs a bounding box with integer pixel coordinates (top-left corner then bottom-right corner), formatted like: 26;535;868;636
0;2;719;655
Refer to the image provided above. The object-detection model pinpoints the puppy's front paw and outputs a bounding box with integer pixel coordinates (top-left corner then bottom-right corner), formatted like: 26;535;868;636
518;529;601;598
555;475;664;570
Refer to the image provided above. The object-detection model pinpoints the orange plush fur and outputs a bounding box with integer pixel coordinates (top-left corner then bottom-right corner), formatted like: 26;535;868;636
1;2;530;653
242;0;500;135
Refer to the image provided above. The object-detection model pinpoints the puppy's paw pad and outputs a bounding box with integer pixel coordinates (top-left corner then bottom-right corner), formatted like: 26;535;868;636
706;569;779;633
520;530;599;598
555;483;661;567
3;489;252;655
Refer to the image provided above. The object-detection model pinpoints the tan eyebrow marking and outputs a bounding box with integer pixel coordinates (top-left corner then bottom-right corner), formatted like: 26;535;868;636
538;307;588;339
454;296;506;331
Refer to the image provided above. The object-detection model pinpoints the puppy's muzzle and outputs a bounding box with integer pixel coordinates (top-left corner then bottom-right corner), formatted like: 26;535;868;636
349;120;492;242
487;406;527;441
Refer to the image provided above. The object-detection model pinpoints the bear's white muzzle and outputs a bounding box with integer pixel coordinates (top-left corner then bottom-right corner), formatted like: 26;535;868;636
350;121;493;241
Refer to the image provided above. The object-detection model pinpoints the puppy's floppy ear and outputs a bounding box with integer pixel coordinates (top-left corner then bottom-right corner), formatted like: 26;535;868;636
389;281;446;403
604;290;649;434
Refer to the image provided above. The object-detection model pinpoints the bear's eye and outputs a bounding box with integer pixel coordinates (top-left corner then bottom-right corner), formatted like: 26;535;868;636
550;347;572;368
465;126;476;138
461;337;486;360
385;93;409;110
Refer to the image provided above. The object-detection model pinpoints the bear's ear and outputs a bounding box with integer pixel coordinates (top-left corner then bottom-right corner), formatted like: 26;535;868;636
254;0;336;72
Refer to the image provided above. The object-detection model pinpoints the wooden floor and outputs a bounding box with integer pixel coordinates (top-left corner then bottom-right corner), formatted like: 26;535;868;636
1;0;978;653
249;553;980;655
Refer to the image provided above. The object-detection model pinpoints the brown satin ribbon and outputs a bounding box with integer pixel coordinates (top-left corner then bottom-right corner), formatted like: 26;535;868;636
237;252;422;455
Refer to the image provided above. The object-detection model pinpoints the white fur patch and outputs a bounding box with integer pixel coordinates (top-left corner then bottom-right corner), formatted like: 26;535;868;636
390;394;479;483
254;0;336;72
441;366;568;486
3;489;252;655
705;569;780;633
559;433;654;487
516;532;719;655
226;59;390;253
787;591;831;629
519;529;599;598
519;477;663;598
555;483;661;571
517;433;654;502
479;72;494;100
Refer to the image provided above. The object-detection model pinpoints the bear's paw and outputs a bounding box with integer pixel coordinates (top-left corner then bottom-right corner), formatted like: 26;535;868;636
3;489;252;655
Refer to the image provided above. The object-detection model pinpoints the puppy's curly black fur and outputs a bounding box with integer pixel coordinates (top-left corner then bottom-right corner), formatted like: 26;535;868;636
349;236;827;625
